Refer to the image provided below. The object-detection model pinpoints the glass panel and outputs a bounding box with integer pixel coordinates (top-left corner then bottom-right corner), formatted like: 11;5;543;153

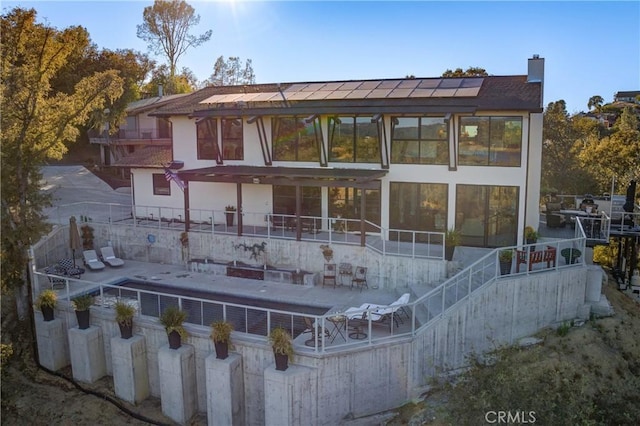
273;186;321;217
329;187;380;230
222;118;243;160
272;117;319;162
459;117;489;165
392;140;419;163
389;182;447;234
456;184;518;247
489;117;522;166
158;118;171;138
329;116;354;162
197;118;218;160
355;116;379;163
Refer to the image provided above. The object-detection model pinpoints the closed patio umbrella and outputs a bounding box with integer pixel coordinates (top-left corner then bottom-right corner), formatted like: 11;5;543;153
623;180;637;213
69;216;82;267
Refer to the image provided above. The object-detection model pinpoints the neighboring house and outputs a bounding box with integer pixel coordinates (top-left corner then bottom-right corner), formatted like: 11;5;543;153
125;55;544;249
89;94;187;166
614;90;640;104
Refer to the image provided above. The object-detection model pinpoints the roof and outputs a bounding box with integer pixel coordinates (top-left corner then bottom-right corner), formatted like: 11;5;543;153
126;94;189;115
150;75;542;118
112;146;172;168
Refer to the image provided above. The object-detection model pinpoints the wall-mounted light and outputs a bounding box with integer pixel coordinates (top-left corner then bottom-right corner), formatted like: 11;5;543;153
252;177;260;184
371;113;382;123
247;116;259;124
304;114;318;123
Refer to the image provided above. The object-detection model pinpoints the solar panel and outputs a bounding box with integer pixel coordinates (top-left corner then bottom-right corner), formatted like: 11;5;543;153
410;88;436;98
417;79;441;89
431;88;458;97
398;79;421;89
387;88;415;98
378;80;401;89
454;87;482;97
438;79;464;89
359;80;383;90
366;89;393;99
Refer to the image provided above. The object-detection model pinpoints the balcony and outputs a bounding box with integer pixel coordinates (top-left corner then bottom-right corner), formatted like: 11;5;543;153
88;128;172;146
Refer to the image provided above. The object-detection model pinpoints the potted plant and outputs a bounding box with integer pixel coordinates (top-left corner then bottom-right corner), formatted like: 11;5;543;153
35;289;57;321
179;232;189;248
444;228;461;261
560;248;582;265
225;205;236;227
524;226;539;250
210;320;234;360
269;326;294;371
498;249;513;275
159;306;188;349
71;294;94;330
114;300;136;339
320;244;333;262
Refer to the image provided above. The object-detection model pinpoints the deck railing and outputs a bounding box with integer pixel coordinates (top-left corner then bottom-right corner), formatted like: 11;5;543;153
44;202;446;260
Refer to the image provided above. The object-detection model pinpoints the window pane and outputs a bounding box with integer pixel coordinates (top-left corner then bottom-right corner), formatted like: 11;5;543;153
392;117;448;164
355;116;379;163
489;117;521;166
197;118;218;160
222;118;243;160
329;116;353;162
389;182;447;232
459;117;489;165
272;117;297;161
153;173;170;196
297;120;319;161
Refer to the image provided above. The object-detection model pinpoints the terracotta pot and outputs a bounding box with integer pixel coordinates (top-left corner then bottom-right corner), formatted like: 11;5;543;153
274;352;288;371
214;341;229;360
225;212;235;227
118;322;133;339
168;330;181;349
76;310;90;329
41;306;54;322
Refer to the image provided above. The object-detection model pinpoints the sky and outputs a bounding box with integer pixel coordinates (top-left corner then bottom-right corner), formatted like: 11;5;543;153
4;1;639;113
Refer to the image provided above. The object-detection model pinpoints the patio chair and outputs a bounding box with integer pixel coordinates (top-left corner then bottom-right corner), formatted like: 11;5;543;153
323;263;337;288
82;250;105;270
44;265;66;289
100;246;124;267
345;302;398;333
351;266;368;292
338;263;353;286
302;317;330;346
57;258;84;278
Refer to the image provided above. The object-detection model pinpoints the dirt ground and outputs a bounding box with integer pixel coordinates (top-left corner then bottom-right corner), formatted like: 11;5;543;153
2;274;638;425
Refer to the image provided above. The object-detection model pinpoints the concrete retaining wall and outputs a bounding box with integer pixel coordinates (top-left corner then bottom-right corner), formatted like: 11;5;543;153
41;265;587;424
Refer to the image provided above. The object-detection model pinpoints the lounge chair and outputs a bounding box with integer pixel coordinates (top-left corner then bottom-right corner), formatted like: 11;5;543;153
100;246;124;267
83;250;105;270
363;293;411;323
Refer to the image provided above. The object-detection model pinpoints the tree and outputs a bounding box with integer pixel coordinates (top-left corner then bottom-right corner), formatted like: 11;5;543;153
142;63;197;96
204;56;256;86
441;67;488;77
1;8;123;320
137;0;212;78
587;95;604;113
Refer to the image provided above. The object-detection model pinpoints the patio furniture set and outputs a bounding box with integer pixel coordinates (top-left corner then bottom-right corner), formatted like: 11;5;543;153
44;247;124;289
322;263;368;291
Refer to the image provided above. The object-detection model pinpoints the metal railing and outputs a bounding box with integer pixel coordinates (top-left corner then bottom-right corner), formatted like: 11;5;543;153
45;202;446;260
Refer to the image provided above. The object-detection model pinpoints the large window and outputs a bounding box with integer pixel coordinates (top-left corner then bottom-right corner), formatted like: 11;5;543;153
329;187;380;230
328;116;380;163
272;185;321;217
222;118;243;160
197;118;219;160
459;117;522;166
272;117;319;161
455;185;518;247
391;117;448;164
153;173;170;196
389;182;448;236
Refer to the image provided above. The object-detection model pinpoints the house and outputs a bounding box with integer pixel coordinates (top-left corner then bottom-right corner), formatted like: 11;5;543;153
89;93;186;166
117;55;544;250
614;90;640;104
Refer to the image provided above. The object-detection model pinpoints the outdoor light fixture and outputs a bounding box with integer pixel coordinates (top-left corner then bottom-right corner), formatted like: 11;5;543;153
304;114;318;123
247;116;259;124
371;113;382;123
444;113;452;121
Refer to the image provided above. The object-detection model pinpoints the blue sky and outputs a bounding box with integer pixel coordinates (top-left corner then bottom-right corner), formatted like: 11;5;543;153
5;1;639;113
